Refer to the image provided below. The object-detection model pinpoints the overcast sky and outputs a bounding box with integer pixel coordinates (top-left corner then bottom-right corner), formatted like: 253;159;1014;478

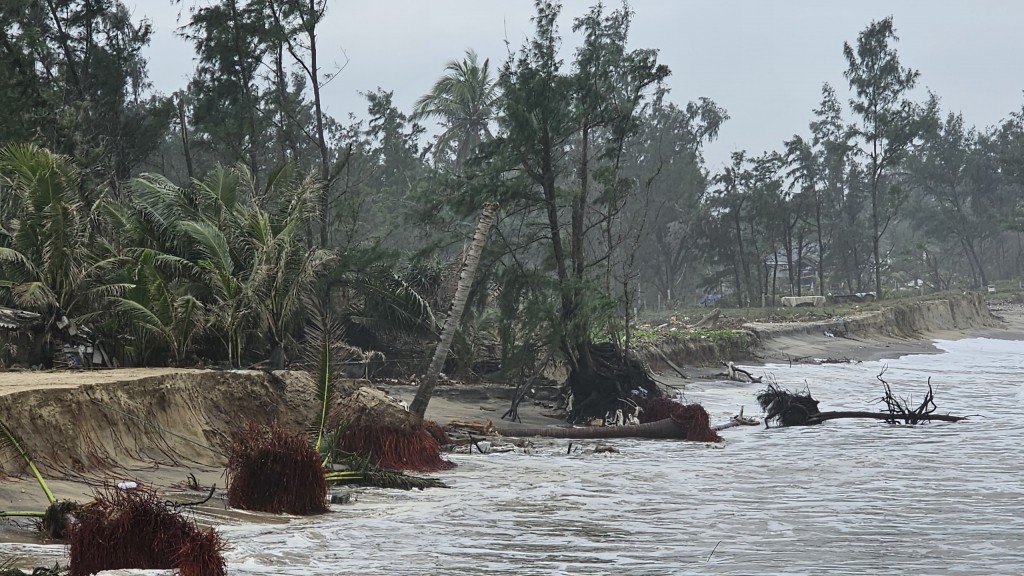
136;1;1024;170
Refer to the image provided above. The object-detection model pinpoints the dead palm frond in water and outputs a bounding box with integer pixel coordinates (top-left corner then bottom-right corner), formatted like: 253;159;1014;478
68;484;225;576
325;454;448;491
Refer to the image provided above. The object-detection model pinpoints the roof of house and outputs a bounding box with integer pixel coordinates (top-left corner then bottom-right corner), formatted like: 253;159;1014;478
0;306;41;330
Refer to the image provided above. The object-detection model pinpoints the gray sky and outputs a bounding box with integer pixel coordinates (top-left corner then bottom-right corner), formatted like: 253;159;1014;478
137;1;1024;170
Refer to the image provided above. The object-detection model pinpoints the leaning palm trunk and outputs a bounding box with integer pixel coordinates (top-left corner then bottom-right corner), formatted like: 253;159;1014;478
410;203;498;420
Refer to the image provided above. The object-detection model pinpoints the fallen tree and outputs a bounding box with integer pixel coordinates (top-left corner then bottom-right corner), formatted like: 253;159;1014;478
492;399;738;442
756;369;968;427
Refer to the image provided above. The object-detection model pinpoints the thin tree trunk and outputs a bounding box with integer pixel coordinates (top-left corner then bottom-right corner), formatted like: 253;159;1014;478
410;203;499;420
808;411;965;424
176;95;194;181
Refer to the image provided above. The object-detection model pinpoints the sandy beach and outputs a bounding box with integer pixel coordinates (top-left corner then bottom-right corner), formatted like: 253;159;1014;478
1;295;1022;542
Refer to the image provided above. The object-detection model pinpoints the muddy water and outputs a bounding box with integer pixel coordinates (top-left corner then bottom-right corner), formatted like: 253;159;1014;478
4;337;1024;574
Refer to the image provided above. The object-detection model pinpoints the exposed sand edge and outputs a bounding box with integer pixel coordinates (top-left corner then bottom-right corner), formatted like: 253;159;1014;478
0;369;325;527
0;294;1021;541
749;293;1022;366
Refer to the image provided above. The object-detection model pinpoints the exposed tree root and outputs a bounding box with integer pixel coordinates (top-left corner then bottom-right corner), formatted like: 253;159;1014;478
226;421;328;515
329;387;455;472
757;369;967;427
756;382;822;427
68;485;226;576
338;423;456;473
567;342;664;425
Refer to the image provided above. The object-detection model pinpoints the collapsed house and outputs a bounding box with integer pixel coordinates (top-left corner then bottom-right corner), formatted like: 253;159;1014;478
0;305;112;369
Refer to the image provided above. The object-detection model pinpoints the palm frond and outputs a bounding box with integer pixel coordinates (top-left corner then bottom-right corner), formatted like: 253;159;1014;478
302;296;344;454
194;165;242;216
129;173;192;240
0;418;55;504
355;273;438;336
0;246;38;277
10;281;57;310
179;221;234;277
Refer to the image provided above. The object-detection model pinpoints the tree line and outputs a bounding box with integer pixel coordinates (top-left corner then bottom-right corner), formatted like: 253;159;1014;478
2;0;1023;378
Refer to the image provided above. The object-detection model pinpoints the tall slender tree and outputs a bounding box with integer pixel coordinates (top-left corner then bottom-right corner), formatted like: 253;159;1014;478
412;49;499;172
843;17;923;298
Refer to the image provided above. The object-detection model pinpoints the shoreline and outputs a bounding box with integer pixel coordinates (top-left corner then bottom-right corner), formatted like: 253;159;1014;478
1;296;1023;551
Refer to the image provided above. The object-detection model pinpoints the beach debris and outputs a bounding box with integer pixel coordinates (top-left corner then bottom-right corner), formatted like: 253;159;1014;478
692;308;721;329
0;559;65;576
446;419;497;436
68;484;225;576
566;443;620;455
226;420;328;515
38;500;78;541
731;406;760;426
719;361;762;383
815;357;858;364
491;397;723;442
756;368;968;427
756;382;822;427
325;466;448;491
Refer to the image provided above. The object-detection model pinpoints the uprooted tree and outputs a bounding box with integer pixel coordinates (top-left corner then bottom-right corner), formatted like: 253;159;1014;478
429;1;679;425
494;396;728;442
756;369;967;427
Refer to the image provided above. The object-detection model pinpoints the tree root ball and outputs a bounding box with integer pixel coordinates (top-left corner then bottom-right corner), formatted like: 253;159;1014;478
226;420;329;515
640;398;722;442
339;423;456;473
68;485;225;576
331;387;455;472
422;420;451;445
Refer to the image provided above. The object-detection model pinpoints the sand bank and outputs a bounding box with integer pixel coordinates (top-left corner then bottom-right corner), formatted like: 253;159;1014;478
0;294;1021;541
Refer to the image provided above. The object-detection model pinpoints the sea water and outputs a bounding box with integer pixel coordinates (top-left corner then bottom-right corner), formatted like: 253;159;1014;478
3;337;1023;575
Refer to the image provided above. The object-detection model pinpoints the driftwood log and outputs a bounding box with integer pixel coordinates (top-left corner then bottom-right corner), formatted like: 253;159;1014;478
720;361;762;383
757;370;967;428
492;416;746;440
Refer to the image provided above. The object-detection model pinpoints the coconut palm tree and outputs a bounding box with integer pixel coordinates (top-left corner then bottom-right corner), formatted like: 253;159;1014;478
410;202;498;420
0;144;126;365
412;49;499;171
109;163;333;367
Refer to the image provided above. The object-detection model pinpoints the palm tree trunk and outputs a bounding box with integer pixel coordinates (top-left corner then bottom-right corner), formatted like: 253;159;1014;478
410;203;499;420
493;417;740;439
